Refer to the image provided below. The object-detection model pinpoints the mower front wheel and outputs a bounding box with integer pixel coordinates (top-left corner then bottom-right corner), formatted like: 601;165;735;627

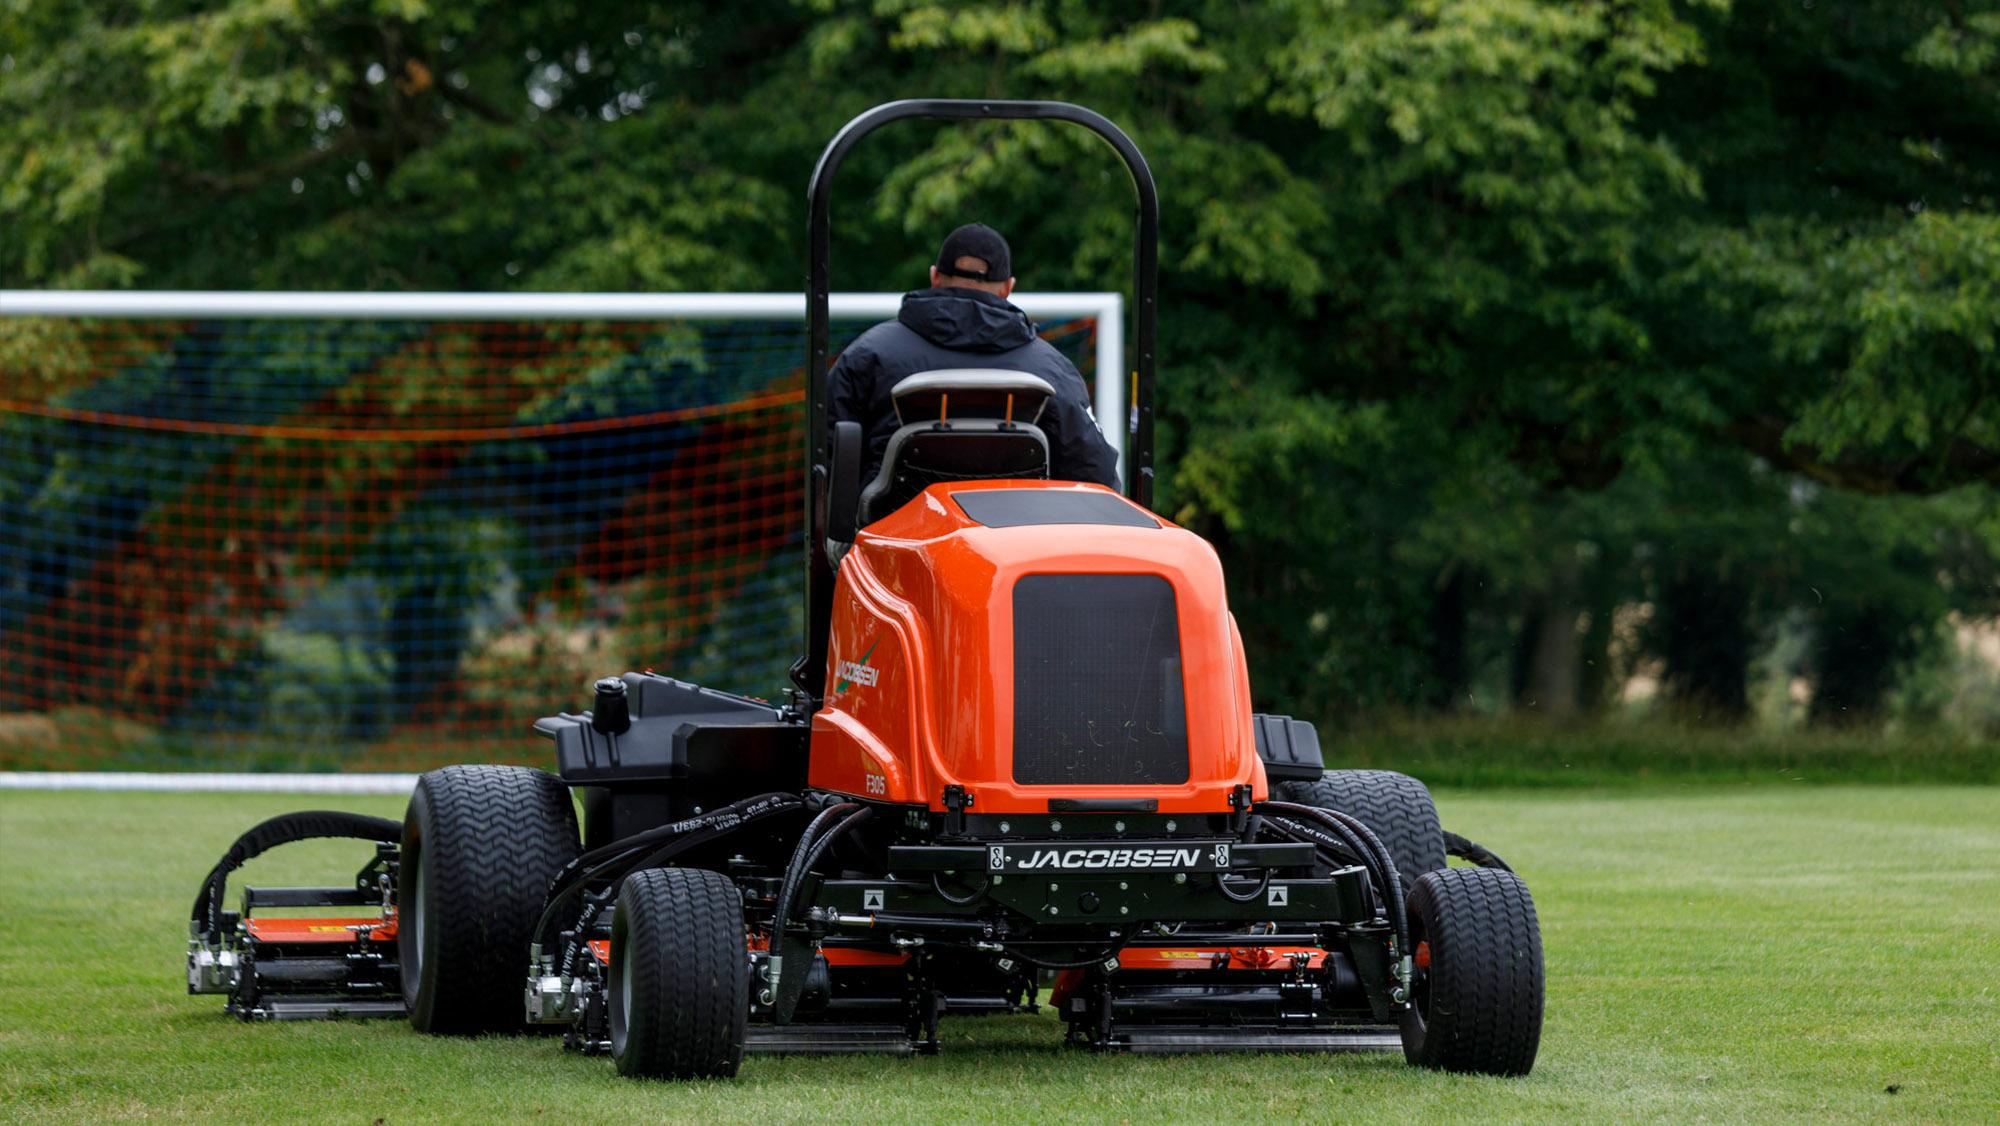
1398;866;1545;1076
399;765;580;1035
608;867;749;1080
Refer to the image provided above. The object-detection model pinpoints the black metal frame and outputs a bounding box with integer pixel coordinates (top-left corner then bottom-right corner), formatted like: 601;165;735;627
797;99;1160;704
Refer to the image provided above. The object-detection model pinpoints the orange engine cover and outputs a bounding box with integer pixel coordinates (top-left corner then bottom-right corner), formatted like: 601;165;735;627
809;480;1266;814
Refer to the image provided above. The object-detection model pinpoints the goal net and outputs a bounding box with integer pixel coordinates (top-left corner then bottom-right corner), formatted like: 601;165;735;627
0;293;1115;771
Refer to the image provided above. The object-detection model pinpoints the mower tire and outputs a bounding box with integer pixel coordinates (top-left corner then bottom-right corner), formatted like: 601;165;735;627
1278;769;1445;882
1399;866;1544;1076
400;765;580;1035
609;867;749;1080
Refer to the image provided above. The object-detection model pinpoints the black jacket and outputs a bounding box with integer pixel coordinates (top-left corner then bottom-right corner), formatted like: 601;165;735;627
827;287;1121;488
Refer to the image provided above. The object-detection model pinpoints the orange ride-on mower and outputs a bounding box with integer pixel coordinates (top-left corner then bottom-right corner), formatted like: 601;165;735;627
186;100;1544;1079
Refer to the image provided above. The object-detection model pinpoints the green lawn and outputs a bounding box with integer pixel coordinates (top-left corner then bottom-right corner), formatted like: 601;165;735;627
2;787;1996;1123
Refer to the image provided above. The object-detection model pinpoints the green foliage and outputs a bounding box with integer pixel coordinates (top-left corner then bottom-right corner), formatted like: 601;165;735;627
5;0;1996;728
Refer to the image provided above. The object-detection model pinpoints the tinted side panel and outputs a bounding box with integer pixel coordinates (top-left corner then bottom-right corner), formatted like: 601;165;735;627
1012;574;1189;785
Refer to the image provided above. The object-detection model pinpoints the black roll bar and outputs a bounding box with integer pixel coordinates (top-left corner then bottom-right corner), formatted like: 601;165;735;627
794;99;1160;705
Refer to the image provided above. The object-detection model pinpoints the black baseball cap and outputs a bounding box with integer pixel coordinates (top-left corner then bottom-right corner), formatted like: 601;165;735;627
934;223;1012;282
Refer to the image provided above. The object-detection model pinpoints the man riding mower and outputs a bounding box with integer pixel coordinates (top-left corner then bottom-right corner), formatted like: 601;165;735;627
186;99;1545;1081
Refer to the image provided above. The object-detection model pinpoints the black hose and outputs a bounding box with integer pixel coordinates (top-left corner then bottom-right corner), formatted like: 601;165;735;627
1263;814;1366;870
1257;800;1409;956
1214;869;1270;903
532;792;802;951
1002;946;1123;970
551;820;749;979
1311;807;1407;943
543;791;799;904
1443;830;1514;872
1258;801;1393;898
764;804;872;1024
190;810;402;943
932;871;990;905
772;806;873;940
1273;806;1400;923
773;802;860;925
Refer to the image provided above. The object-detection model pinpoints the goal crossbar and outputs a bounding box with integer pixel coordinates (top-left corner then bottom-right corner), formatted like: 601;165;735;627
0;290;1128;460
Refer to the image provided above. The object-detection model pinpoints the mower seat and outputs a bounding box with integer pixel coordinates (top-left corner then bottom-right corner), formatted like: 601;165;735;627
857;370;1054;525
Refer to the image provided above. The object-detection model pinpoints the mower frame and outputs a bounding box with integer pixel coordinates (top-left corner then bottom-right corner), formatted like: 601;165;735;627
186;98;1545;1081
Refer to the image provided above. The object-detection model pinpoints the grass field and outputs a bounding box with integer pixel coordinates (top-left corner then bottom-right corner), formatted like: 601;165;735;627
2;786;1996;1123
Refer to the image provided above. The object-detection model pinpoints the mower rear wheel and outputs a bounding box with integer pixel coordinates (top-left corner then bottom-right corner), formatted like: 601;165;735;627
1278;769;1445;882
608;867;749;1079
399;765;580;1035
1399;866;1544;1076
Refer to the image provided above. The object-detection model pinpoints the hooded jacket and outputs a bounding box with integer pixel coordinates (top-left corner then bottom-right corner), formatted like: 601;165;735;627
827;286;1121;490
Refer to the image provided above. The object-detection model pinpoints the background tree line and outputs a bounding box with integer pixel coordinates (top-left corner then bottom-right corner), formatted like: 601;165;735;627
4;0;1996;737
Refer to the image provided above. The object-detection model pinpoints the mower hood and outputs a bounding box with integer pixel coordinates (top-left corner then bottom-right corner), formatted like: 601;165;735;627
810;480;1264;815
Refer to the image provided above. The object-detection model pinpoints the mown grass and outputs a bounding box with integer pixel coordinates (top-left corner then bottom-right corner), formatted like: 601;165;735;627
2;786;1996;1122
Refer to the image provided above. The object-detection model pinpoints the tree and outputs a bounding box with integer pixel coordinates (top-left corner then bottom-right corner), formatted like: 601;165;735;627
5;0;1995;727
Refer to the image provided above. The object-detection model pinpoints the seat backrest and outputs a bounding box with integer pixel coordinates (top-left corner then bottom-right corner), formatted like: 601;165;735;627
857;371;1056;525
891;369;1055;427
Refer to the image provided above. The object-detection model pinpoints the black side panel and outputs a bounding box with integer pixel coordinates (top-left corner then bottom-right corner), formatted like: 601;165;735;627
1252;713;1326;782
955;488;1159;529
1012;574;1189;785
536;673;807;789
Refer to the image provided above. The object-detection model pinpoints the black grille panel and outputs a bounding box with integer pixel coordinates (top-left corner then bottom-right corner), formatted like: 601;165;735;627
1012;574;1189;785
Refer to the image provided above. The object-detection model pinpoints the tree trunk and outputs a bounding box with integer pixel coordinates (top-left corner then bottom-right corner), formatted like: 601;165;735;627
1656;567;1752;724
1810;604;1910;727
1576;561;1620;715
1513;555;1581;719
1421;566;1470;711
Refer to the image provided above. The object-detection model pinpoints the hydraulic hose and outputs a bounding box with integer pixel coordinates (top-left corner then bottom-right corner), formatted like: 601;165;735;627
1256;800;1409;956
1262;814;1366;870
1001;946;1124;970
190;810;402;944
1443;830;1514;872
765;805;871;1019
773;802;861;926
772;806;873;939
532;791;802;952
1214;868;1271;903
550;819;756;980
1311;807;1406;940
543;791;799;902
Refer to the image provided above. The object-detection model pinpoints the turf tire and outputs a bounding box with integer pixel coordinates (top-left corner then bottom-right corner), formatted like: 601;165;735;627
400;765;580;1035
1398;866;1544;1076
609;867;749;1080
1277;769;1446;882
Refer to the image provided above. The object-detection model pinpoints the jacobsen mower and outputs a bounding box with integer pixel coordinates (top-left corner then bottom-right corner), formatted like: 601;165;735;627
186;100;1544;1079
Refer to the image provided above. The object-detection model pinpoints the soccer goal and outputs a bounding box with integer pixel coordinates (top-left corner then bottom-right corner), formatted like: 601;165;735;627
0;289;1123;773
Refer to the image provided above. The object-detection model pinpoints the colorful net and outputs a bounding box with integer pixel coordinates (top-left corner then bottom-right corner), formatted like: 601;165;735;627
0;311;1096;771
